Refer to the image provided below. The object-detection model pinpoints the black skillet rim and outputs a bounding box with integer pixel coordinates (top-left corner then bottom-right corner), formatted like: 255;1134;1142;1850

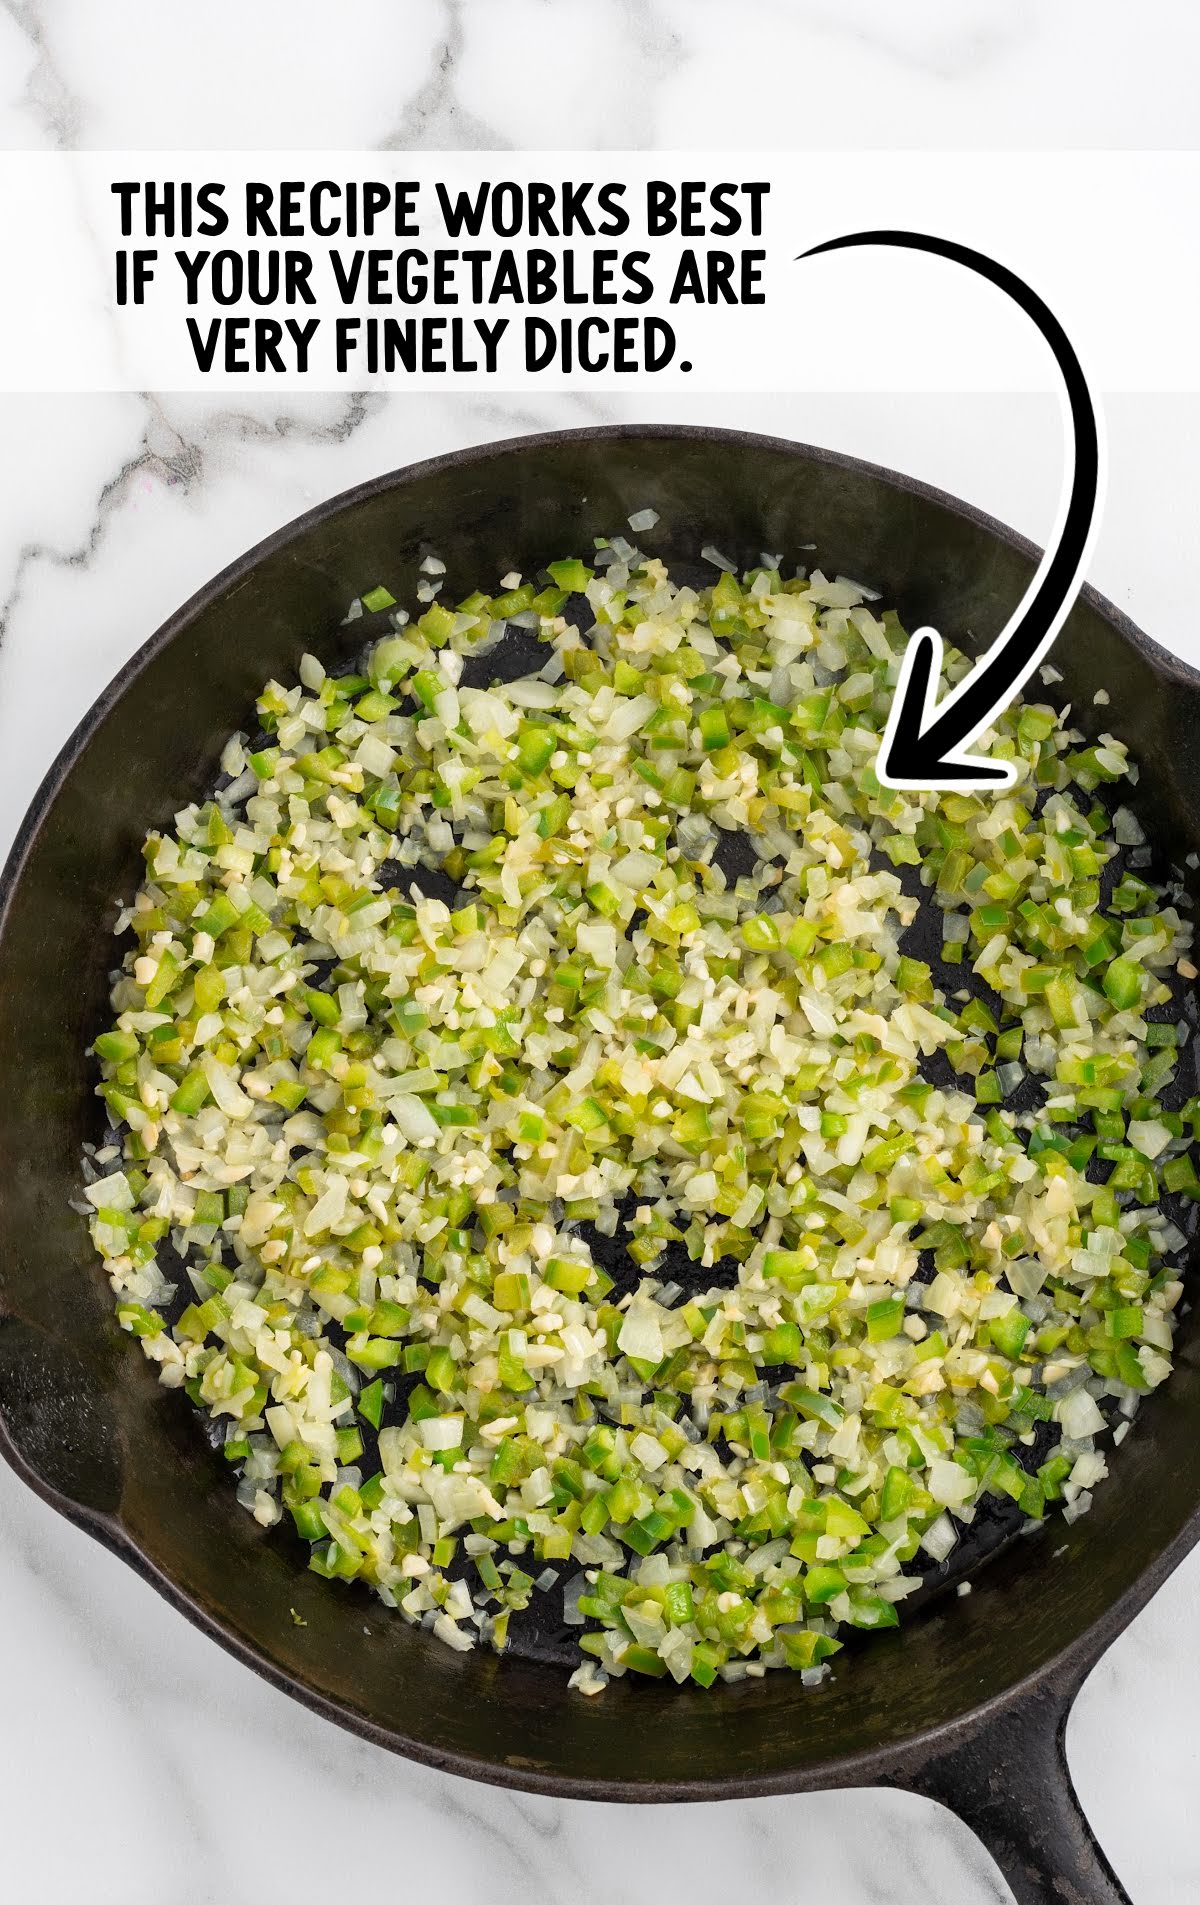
2;420;1199;1801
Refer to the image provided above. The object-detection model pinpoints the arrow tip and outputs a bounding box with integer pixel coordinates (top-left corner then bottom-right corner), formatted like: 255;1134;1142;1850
877;628;1016;793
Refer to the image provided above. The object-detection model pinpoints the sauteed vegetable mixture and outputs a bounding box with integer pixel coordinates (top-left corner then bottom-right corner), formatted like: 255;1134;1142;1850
83;529;1199;1692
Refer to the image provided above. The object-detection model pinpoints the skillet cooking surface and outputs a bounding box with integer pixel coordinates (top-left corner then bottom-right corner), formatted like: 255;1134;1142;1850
135;547;1200;1675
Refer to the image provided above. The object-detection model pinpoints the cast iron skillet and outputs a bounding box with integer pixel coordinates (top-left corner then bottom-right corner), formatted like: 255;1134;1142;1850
1;425;1198;1905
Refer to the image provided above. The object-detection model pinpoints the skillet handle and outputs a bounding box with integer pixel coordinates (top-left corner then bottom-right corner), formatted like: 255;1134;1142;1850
888;1678;1131;1905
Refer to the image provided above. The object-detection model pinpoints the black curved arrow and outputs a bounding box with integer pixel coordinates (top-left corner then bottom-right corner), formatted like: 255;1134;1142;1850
798;230;1101;790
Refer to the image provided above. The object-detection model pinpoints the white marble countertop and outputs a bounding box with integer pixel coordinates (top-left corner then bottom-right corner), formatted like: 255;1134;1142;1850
3;6;1200;1902
4;0;1198;153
